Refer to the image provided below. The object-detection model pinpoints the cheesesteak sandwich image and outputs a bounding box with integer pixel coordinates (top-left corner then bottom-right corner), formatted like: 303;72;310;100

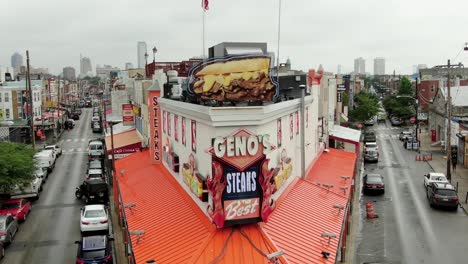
191;56;276;101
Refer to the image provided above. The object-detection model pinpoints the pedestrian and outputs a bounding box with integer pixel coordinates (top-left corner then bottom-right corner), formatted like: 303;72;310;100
452;159;457;172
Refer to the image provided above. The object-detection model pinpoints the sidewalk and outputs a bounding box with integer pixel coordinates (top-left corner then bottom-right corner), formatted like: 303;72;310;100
418;129;468;214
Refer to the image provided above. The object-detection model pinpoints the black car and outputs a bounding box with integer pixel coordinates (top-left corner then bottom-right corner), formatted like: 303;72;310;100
363;131;376;143
426;182;459;210
76;179;109;204
75;235;113;264
363;174;385;194
390;117;402;126
92;122;102;133
75;109;82;115
71;112;80;120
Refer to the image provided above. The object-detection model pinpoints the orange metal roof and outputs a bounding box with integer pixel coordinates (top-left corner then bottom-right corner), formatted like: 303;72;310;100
115;151;285;264
115;151;215;264
263;179;348;264
305;148;357;198
105;129;142;150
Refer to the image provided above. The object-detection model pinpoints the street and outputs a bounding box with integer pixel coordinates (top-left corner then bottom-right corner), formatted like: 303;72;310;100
2;108;97;263
355;121;468;264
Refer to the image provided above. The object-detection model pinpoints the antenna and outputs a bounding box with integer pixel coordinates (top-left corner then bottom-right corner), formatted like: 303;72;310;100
341;175;350;182
321;232;337;245
129;230;145;244
340;186;348;195
120;169;126;176
322;183;333;192
124;203;136;214
314;182;321;186
333;204;345;215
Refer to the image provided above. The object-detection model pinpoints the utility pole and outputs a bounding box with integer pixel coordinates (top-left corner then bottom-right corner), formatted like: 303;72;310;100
415;77;419;142
446;60;452;182
26;50;35;150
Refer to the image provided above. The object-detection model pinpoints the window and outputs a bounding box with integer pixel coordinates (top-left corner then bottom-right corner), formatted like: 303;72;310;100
5;109;10;119
4;93;9;102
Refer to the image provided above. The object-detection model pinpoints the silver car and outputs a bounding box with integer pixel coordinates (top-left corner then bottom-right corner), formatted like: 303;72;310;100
0;215;19;244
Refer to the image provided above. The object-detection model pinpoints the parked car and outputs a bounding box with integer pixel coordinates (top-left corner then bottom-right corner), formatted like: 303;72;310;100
86;169;105;181
75;235;113;264
0;241;4;259
10;172;44;200
92;122;102;133
363;131;376;143
44;144;62;156
75;109;82;115
80;205;109;233
390;117;402;126
76;179;109;204
364;142;379;151
34;150;56;172
364;118;375;126
363;174;385;194
364;149;379;163
90;116;101;128
0;215;19;244
399;131;413;141
88;160;104;172
88;140;105;160
65;119;76;129
71;112;80;120
0;199;31;222
423;172;449;188
426;182;459;210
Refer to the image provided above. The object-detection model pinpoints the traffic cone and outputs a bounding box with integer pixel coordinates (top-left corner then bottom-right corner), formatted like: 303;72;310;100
366;202;376;219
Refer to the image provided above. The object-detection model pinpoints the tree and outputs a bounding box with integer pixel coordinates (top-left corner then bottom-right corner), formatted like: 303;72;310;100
349;91;380;122
0;142;36;192
398;77;413;95
342;92;349;106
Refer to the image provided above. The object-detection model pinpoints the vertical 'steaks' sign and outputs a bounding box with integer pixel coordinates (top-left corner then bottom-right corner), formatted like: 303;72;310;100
149;92;161;163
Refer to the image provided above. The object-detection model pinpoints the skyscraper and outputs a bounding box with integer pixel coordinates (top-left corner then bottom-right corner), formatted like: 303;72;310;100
80;56;93;76
337;64;342;75
137;42;147;68
373;57;385;75
354;57;365;74
63;67;76;81
11;52;23;72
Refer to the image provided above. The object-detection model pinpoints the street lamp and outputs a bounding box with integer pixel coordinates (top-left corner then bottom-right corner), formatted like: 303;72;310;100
152;46;157;63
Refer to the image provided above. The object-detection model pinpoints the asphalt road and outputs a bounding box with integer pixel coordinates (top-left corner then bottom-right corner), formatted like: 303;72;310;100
2;108;98;263
355;121;467;264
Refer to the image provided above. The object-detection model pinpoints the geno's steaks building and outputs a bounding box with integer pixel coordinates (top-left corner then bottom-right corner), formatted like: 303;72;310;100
113;43;359;264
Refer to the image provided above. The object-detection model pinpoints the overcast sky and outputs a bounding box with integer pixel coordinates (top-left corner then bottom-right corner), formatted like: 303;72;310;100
2;0;468;75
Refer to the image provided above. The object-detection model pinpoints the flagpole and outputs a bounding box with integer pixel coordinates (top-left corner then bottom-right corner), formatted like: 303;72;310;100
203;10;206;58
276;0;282;95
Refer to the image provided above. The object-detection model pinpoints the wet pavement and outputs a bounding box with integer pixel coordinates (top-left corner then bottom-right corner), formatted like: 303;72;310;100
2;108;105;263
353;122;467;264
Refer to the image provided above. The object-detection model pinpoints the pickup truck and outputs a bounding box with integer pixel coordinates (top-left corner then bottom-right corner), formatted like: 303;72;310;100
10;173;44;200
363;131;376;143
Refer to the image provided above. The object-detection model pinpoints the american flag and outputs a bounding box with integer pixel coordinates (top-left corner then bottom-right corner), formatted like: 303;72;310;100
202;0;209;11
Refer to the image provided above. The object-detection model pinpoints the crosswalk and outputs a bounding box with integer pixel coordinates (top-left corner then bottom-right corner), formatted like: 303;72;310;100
62;148;88;154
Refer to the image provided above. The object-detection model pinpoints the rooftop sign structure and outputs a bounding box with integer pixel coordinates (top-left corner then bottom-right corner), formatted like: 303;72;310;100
188;55;277;102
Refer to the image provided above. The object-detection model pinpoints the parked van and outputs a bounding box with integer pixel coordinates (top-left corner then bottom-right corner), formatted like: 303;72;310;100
88;140;105;159
35;150;56;172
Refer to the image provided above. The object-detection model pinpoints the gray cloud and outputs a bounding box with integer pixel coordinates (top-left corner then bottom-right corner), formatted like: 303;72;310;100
2;0;468;75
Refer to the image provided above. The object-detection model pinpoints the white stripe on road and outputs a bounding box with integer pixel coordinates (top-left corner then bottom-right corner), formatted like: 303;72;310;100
66;139;72;142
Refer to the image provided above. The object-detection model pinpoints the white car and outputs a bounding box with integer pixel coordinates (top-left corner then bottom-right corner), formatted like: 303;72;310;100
364;142;379;151
424;172;449;188
44;145;62;156
80;205;109;233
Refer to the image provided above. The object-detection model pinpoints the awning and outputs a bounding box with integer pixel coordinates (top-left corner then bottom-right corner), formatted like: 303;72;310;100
329;125;361;144
105;129;142;159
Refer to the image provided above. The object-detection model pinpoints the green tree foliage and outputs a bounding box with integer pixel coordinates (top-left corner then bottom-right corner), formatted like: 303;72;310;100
383;94;415;119
398;77;413;95
83;76;101;86
0;142;36;192
349;91;380;122
342;92;349;106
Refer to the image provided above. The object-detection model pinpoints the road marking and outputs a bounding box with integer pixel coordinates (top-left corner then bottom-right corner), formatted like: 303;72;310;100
78;148;82;151
81;138;86;142
74;139;79;142
69;148;74;152
66;139;72;142
62;152;87;155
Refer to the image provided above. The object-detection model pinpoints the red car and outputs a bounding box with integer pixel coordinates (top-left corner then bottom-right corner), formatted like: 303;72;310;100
0;199;31;221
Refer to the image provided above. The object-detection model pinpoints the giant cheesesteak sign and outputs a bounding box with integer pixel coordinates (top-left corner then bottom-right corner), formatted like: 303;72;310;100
206;129;276;228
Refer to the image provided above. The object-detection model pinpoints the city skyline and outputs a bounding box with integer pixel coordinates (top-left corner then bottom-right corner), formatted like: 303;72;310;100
1;0;468;75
